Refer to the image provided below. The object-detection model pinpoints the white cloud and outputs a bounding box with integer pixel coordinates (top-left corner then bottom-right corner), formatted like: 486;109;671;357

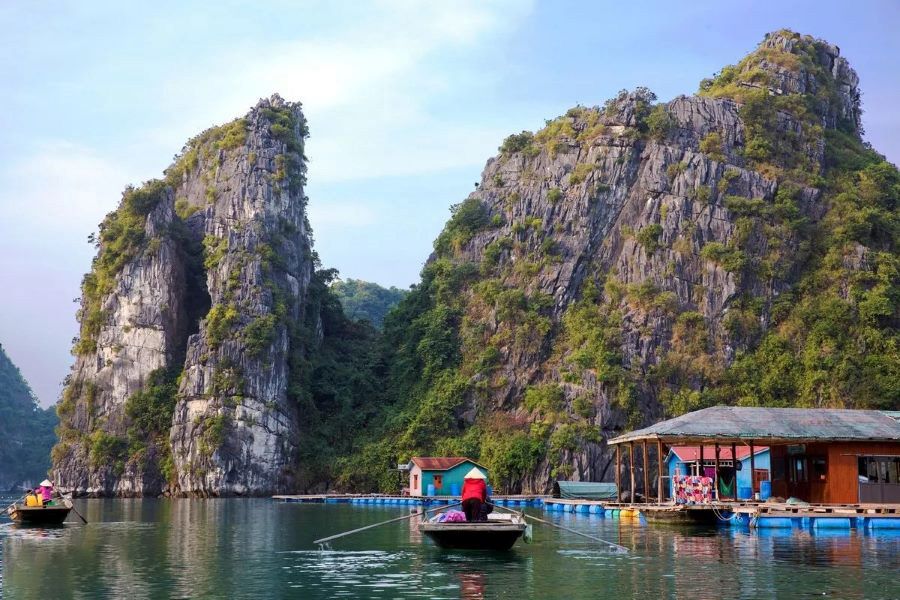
145;0;535;182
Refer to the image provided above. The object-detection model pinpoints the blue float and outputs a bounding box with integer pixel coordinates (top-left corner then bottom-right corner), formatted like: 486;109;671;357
868;518;900;530
813;517;852;529
756;517;793;528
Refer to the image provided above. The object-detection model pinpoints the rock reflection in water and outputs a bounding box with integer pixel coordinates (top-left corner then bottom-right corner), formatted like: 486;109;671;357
0;497;898;599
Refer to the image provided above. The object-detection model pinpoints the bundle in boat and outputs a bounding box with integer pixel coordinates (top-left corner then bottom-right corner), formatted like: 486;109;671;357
419;512;528;550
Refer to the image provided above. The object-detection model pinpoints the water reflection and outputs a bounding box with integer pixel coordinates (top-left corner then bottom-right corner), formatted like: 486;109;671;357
1;496;899;599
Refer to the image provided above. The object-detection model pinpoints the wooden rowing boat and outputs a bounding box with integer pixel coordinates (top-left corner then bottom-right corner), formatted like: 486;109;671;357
6;498;73;526
419;513;528;550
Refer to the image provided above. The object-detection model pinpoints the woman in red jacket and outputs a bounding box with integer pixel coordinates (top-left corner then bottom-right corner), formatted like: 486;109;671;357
461;468;488;521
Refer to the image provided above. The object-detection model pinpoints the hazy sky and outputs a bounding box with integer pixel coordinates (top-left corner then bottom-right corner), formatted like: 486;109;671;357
1;0;898;406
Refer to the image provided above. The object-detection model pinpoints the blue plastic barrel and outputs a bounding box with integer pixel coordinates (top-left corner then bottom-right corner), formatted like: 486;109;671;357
738;486;753;500
450;483;460;497
427;484;435;496
756;516;792;528
759;481;772;501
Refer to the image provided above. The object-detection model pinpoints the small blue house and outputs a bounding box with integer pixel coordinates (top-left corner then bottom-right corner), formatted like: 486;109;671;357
666;446;770;498
407;457;488;497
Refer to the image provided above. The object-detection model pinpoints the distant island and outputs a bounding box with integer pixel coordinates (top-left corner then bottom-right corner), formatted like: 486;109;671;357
331;279;407;329
0;343;57;491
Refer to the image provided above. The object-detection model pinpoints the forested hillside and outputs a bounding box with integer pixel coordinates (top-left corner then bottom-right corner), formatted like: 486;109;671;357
0;343;57;490
331;279;407;328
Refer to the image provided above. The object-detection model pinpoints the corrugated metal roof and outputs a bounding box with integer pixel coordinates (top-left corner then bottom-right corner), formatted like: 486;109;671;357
410;457;485;471
609;406;900;445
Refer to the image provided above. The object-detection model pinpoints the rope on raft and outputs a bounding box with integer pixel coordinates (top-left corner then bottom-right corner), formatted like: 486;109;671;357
488;501;629;554
313;501;462;547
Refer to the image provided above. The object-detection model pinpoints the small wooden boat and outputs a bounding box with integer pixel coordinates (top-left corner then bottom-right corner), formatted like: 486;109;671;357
419;513;528;550
6;498;73;526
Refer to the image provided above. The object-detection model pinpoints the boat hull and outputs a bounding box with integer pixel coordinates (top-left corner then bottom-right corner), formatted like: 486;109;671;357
419;523;527;550
640;507;719;526
7;504;72;526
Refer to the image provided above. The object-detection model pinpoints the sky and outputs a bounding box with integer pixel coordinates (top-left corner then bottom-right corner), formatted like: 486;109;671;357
0;0;898;407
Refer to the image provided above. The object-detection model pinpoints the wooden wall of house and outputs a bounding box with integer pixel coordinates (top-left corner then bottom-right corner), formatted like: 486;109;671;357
825;442;900;504
770;442;900;504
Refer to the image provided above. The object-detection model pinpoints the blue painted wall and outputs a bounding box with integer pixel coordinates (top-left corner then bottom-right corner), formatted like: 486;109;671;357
667;449;770;496
421;462;487;496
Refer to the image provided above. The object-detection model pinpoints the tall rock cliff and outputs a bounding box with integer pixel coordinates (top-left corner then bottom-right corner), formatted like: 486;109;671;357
52;95;374;496
344;30;899;493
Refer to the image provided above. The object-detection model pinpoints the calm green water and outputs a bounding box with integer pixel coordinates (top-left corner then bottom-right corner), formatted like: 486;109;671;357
2;494;899;599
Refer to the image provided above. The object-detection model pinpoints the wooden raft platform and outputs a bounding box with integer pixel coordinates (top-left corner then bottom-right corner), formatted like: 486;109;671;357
542;499;900;530
273;495;900;532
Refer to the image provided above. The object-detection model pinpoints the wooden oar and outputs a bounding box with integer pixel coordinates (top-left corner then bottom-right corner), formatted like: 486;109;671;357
488;501;629;553
6;494;26;516
313;501;461;546
57;492;88;524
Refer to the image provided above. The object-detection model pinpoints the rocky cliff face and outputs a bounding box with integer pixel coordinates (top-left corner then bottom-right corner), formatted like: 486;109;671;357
170;98;313;496
53;95;321;496
360;30;898;493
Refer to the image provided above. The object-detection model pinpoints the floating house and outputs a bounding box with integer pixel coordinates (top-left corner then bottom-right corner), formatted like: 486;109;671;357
609;406;900;505
406;457;488;497
665;445;770;498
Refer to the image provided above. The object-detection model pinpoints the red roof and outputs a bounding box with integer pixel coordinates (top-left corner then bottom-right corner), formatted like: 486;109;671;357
669;445;768;462
410;457;483;471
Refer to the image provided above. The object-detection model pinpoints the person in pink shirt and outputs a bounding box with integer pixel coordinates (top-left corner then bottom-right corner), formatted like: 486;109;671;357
38;479;54;505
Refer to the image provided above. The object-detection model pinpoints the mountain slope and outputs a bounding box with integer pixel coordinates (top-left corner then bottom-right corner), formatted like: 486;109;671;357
340;30;899;493
0;343;57;490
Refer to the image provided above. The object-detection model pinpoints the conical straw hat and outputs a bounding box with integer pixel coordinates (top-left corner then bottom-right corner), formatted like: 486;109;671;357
40;479;52;487
464;467;486;480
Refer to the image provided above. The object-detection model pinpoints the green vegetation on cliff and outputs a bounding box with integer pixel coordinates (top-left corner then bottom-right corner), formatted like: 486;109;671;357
333;30;899;494
289;267;384;489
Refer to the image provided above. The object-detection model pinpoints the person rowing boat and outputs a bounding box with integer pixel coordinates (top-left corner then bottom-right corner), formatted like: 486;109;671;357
461;468;492;522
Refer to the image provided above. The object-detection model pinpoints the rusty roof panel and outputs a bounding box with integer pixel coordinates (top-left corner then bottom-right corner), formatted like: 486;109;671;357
411;457;476;471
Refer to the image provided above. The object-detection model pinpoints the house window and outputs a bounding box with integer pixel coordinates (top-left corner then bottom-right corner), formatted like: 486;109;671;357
434;475;443;490
787;457;808;484
413;474;419;491
811;457;827;482
858;456;900;484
